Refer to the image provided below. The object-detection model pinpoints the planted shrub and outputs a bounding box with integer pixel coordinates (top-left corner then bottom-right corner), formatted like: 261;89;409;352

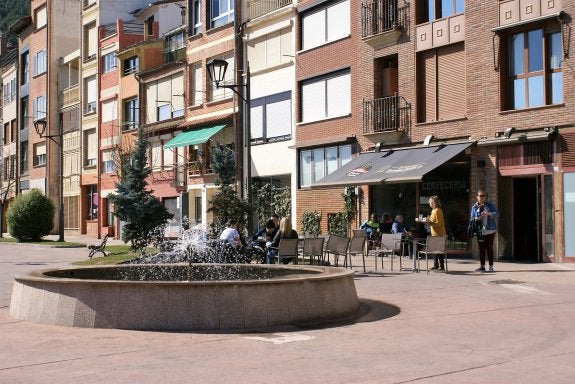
6;188;55;241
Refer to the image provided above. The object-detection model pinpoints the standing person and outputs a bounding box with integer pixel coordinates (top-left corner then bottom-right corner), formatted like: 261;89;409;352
427;195;446;270
470;190;498;272
266;216;299;264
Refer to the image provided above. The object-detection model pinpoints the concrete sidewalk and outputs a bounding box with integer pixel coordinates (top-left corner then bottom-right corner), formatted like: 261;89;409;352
1;244;575;383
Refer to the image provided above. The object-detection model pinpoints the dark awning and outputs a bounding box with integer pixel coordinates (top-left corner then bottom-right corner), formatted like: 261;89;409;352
311;142;474;188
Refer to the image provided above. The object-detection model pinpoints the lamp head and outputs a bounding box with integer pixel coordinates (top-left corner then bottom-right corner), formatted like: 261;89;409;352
34;119;47;136
206;58;228;86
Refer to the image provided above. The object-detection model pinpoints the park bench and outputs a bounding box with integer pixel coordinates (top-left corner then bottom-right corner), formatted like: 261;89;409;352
88;234;109;259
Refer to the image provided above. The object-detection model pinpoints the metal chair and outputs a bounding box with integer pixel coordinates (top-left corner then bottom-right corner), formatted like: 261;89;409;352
322;234;338;265
331;235;350;268
417;235;448;273
302;237;325;265
269;238;300;265
377;233;403;271
352;229;367;237
347;235;367;272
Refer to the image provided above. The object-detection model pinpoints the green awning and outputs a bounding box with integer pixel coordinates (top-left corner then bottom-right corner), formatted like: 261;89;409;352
163;124;226;149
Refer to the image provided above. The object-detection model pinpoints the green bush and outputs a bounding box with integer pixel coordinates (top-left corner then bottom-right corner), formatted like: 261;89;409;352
301;211;321;235
6;189;55;241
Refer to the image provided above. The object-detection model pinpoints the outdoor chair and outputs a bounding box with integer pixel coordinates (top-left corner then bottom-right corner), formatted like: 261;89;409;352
88;234;109;259
417;235;448;274
377;233;403;271
322;234;338;265
347;235;367;273
270;238;300;265
331;235;350;268
352;229;367;237
302;237;325;265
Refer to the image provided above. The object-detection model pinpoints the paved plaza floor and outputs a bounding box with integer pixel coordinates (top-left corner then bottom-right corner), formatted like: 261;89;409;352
1;239;575;383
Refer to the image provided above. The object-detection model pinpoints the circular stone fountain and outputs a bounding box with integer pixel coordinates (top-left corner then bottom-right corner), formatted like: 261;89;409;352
10;264;359;331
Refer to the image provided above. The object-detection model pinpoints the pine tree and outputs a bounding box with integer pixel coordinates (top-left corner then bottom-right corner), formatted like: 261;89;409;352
108;127;173;253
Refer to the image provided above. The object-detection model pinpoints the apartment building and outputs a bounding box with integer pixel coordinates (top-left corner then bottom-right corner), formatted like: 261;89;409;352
302;0;575;263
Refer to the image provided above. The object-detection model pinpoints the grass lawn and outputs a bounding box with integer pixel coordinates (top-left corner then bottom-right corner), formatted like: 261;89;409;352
73;245;158;266
0;237;85;247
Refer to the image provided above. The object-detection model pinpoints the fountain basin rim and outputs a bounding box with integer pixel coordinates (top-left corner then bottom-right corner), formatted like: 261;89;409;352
15;263;355;286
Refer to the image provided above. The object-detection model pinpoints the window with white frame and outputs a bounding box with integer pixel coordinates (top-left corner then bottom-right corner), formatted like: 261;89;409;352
301;0;350;51
35;5;47;29
210;0;234;28
101;99;118;122
84;129;97;167
84;22;97;61
145;72;185;123
190;63;203;106
247;28;292;72
33;142;47;167
84;76;97;114
151;141;162;169
209;54;234;101
190;0;202;35
299;144;352;187
33;95;46;120
33;50;47;76
102;52;116;73
250;91;292;142
101;149;116;173
163;143;174;169
123;97;138;130
301;69;350;123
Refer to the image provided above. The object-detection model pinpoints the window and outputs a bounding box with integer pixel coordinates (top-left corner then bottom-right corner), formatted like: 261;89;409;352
299;144;352;187
505;28;562;110
84;129;97;167
84;22;97;61
106;198;114;227
101;149;115;173
35;5;47;29
145;73;185;123
417;0;465;24
123;97;139;131
33;50;47;76
102;52;116;73
416;42;465;123
251;91;292;142
101;99;117;122
301;69;351;122
85;185;98;221
194;196;202;223
302;0;350;50
20;141;28;174
190;0;202;35
84;76;97;114
165;32;185;62
33;95;46;120
21;51;29;85
2;79;15;105
211;0;234;28
209;54;234;101
247;28;292;72
33;142;46;167
190;63;203;106
123;56;139;75
20;98;29;131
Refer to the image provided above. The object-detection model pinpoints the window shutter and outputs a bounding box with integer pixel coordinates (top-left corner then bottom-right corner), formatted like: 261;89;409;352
86;77;97;103
248;36;265;72
101;99;117;122
561;133;575;168
326;72;350;117
171;73;184;112
437;43;466;120
86;131;97;161
88;25;97;57
327;0;350;42
280;28;292;65
36;6;47;28
191;64;202;106
302;8;325;50
302;80;326;122
417;49;436;123
266;31;281;68
36;142;46;156
146;83;156;123
251;104;264;139
266;97;291;137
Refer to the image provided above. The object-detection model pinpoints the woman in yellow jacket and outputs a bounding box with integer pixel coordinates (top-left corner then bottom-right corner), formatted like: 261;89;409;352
427;195;446;270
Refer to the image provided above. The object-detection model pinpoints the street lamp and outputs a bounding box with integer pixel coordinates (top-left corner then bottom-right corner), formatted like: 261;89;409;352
206;58;252;231
34;118;65;242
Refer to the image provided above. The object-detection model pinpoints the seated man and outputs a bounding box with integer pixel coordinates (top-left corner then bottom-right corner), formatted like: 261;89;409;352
219;219;241;248
361;213;380;237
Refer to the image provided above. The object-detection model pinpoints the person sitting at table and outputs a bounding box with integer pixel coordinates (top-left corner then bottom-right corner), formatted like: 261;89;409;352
252;219;277;245
361;213;381;238
392;214;411;256
380;213;393;234
266;217;299;264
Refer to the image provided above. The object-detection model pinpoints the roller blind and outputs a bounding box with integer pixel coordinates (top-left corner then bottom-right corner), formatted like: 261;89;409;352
87;24;97;57
86;77;97;103
437;43;466;120
36;142;46;155
86;130;97;160
171;73;184;111
146;83;156;123
101;99;117;122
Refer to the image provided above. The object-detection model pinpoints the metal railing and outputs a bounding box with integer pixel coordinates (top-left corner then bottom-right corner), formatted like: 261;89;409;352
247;0;292;20
123;22;144;35
362;95;411;134
361;0;408;38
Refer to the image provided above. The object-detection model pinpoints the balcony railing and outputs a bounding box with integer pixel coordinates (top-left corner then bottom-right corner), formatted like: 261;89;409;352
247;0;292;20
362;95;411;134
361;0;408;38
61;85;80;106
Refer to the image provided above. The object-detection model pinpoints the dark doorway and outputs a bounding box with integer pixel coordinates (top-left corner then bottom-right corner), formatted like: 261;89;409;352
513;178;539;261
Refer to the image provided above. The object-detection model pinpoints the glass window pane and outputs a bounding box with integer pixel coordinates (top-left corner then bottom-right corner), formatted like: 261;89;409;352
326;147;338;174
509;33;524;76
549;32;562;69
340;144;352;165
544;175;554;258
455;0;465;14
527;29;543;72
513;78;526;109
302;80;326;122
564;172;575;256
428;0;434;21
300;150;312;187
551;72;563;104
441;0;453;18
313;148;325;182
528;75;544;107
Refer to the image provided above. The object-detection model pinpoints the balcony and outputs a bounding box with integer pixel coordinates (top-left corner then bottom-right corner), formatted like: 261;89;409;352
247;0;292;20
361;0;408;49
362;95;411;135
61;85;80;107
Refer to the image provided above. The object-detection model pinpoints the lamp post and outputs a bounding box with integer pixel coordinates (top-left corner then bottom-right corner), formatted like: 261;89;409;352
206;58;252;231
33;118;64;242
